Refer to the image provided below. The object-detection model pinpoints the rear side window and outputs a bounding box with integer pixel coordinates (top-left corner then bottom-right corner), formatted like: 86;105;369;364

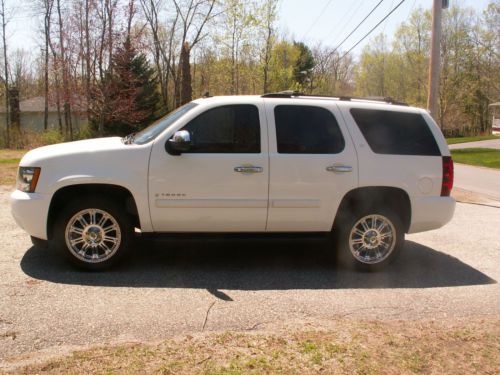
274;105;345;154
181;105;260;153
350;108;440;156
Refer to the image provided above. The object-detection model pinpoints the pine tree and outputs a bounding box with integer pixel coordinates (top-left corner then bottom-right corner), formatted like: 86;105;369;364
99;38;160;136
293;41;315;87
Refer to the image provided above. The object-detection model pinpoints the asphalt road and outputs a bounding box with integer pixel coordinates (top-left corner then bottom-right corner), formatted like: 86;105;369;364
448;138;500;150
1;185;499;368
454;163;500;201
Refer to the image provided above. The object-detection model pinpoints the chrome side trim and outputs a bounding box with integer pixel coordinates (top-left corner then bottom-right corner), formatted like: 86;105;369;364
156;199;268;208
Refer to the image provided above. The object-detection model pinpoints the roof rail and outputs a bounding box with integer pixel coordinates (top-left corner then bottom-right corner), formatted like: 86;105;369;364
261;91;408;106
358;96;408;106
261;90;302;98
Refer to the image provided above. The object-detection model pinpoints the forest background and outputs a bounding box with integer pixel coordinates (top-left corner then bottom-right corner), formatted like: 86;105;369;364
0;0;498;148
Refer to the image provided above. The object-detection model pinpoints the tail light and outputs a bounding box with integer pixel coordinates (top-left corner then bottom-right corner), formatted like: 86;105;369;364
441;156;454;196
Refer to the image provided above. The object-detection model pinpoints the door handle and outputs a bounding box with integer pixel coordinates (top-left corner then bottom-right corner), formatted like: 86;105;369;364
234;166;263;173
326;165;353;173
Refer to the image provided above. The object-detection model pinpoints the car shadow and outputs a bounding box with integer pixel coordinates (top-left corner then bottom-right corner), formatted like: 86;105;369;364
20;238;495;291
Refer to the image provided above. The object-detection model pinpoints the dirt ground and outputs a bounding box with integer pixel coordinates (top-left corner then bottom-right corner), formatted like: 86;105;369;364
13;318;500;374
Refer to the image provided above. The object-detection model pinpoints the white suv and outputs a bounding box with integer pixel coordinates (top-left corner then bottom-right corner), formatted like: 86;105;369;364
11;92;455;270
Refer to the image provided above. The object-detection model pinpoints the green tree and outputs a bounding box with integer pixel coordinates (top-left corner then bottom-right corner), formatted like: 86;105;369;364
355;34;394;97
268;40;300;91
392;7;431;106
293;41;315;88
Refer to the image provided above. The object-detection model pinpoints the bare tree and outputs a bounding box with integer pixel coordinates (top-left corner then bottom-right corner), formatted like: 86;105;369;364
93;0;119;135
312;46;354;95
56;0;73;139
140;0;179;109
0;0;9;146
172;0;216;106
260;0;278;93
42;0;54;130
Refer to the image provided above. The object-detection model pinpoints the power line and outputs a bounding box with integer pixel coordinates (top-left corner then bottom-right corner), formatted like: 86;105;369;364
301;0;334;39
328;0;384;57
382;0;394;34
328;0;364;45
339;0;406;61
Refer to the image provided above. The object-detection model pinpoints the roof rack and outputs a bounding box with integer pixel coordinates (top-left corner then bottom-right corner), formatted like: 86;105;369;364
261;90;302;98
261;91;408;106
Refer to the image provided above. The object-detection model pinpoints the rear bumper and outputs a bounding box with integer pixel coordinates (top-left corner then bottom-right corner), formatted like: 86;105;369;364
408;196;456;234
10;189;51;240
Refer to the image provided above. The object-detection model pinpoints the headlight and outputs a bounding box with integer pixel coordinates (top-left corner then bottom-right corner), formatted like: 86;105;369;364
17;167;41;193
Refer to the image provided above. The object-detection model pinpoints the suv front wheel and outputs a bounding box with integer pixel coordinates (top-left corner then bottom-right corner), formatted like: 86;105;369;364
335;208;404;271
52;196;134;270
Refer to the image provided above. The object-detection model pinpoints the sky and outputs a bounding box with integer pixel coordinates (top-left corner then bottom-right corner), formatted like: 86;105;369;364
278;0;492;55
4;0;494;59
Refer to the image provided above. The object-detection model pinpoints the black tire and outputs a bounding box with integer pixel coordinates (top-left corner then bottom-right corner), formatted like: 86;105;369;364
52;196;134;270
334;208;404;271
31;236;48;249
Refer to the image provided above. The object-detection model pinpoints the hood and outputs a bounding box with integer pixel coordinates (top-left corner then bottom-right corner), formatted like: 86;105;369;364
20;137;126;166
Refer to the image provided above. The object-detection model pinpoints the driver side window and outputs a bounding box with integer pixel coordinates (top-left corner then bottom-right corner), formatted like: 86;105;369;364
181;105;261;153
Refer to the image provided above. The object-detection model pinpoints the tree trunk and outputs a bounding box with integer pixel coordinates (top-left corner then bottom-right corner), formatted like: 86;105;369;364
57;0;72;140
9;87;19;132
85;0;91;121
43;0;52;131
1;0;10;147
180;42;192;105
48;37;63;133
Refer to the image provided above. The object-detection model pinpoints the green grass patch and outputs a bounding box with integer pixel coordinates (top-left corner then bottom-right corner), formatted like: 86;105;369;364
451;148;500;169
0;149;24;185
14;318;500;375
0;158;20;164
446;135;498;145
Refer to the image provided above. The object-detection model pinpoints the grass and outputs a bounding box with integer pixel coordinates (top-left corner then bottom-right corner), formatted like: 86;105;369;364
446;135;498;145
13;318;500;374
451;148;500;169
0;149;25;186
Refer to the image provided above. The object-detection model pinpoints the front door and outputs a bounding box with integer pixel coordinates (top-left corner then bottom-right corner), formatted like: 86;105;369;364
148;103;269;232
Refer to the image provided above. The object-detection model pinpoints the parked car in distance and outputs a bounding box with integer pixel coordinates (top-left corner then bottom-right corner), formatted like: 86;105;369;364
11;91;455;271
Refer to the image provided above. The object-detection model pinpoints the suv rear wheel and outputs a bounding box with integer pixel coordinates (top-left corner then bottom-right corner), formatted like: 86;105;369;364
52;196;134;270
335;208;404;271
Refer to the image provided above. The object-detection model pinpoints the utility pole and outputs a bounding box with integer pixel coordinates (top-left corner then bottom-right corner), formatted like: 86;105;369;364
427;0;448;123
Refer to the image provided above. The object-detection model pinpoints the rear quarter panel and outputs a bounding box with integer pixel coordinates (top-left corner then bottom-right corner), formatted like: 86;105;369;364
337;103;445;225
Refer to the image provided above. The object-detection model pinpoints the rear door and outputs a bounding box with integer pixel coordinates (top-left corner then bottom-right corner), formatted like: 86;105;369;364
265;101;358;232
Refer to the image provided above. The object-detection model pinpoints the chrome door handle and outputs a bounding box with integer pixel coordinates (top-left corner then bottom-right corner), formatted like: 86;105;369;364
326;165;353;173
234;166;263;173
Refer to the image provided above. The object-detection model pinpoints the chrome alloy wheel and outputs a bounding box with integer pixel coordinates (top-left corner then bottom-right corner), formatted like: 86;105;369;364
65;208;121;263
348;214;396;264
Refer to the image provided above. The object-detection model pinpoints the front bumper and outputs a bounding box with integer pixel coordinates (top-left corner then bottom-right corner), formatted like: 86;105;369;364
408;196;456;234
10;189;51;240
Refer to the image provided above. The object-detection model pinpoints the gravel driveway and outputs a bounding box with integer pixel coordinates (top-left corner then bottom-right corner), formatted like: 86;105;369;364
1;185;499;367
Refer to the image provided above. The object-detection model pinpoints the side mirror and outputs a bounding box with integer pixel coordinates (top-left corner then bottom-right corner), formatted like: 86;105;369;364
166;130;191;155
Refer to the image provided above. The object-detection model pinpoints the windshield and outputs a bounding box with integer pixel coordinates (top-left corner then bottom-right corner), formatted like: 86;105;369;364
132;102;198;145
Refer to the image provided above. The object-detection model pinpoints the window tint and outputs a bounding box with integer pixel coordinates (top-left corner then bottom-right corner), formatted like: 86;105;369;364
350;108;441;156
181;105;260;153
274;105;345;154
